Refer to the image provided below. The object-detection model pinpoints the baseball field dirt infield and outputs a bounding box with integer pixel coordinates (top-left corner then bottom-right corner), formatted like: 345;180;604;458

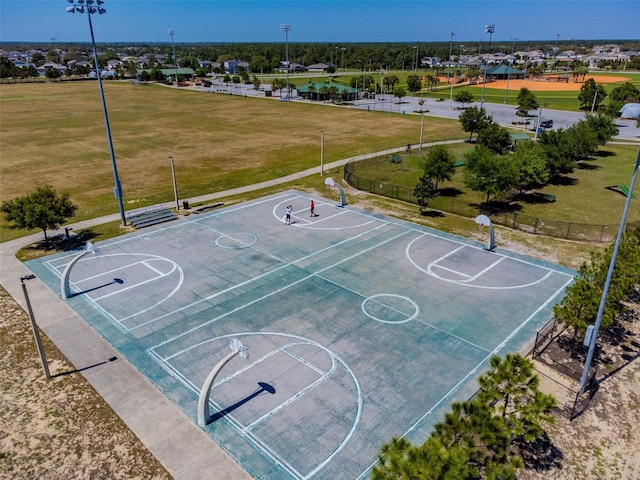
474;75;631;92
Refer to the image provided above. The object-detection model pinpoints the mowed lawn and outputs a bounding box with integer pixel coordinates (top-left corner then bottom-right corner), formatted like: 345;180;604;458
0;81;464;240
348;142;640;226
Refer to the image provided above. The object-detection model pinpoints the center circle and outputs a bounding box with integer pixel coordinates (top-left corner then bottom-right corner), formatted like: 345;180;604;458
361;294;419;324
215;233;258;249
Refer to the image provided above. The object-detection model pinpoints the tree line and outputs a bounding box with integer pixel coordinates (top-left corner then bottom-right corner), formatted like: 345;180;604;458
413;104;620;209
3;39;640;79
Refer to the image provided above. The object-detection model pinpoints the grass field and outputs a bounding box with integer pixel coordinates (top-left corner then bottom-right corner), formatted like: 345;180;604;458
349;142;640;225
0;81;464;241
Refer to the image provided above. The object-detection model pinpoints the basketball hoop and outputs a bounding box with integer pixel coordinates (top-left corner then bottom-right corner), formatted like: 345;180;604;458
198;337;250;426
84;240;97;256
229;338;249;359
324;177;346;207
474;214;495;251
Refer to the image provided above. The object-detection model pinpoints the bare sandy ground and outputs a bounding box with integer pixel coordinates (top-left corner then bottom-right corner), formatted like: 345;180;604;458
0;286;172;480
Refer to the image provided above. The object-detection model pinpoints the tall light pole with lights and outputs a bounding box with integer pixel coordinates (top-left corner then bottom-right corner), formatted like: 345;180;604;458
280;23;291;101
479;24;495;111
447;32;455;106
579;150;640;394
504;36;518;103
66;0;126;226
168;29;178;88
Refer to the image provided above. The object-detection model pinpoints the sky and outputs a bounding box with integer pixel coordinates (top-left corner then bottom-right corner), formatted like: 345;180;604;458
0;0;639;44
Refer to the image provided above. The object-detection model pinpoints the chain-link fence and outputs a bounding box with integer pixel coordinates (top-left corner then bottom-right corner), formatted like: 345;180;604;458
344;156;640;243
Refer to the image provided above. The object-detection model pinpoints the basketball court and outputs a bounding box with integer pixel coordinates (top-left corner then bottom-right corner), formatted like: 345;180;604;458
25;190;575;479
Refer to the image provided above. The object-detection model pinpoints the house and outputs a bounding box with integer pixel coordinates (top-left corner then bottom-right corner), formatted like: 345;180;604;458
198;60;218;71
67;59;92;69
224;59;250;74
37;62;65;76
307;63;329;72
106;59;122;71
278;61;306;73
420;56;440;68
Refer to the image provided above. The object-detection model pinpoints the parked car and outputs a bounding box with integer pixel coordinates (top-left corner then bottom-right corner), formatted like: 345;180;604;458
540;118;553;128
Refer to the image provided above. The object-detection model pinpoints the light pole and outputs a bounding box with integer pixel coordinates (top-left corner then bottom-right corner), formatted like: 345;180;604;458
566;38;574;77
419;109;425;151
320;130;325;176
555;33;560;71
67;0;126;226
21;274;51;380
50;36;61;67
579;150;640;394
534;103;547;141
280;23;291;101
448;32;455;107
479;24;495;111
341;47;346;73
168;29;178;88
413;45;418;71
169;155;179;210
504;36;518;104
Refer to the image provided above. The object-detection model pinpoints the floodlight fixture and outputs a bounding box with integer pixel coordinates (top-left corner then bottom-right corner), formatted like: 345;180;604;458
67;0;126;226
281;23;291;102
168;29;179;88
479;23;495;111
448;32;455;106
504;36;519;103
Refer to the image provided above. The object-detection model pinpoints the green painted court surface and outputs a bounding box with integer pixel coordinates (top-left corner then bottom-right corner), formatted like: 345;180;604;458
27;190;575;479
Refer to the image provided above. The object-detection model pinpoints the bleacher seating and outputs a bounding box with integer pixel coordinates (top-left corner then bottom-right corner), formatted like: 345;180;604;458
128;207;177;228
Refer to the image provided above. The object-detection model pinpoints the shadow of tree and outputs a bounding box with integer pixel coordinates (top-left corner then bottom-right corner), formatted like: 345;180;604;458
420;210;445;218
438;187;463;197
470;200;523;213
31;228;101;253
593;149;616;158
518;192;556;205
548;175;578;186
517;433;564;472
577;161;601;170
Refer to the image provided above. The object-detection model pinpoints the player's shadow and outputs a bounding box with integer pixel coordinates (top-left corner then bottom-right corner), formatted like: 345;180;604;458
210;381;276;423
71;278;124;297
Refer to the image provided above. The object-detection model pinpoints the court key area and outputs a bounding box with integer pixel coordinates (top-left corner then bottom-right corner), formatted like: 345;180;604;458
27;190;575;479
